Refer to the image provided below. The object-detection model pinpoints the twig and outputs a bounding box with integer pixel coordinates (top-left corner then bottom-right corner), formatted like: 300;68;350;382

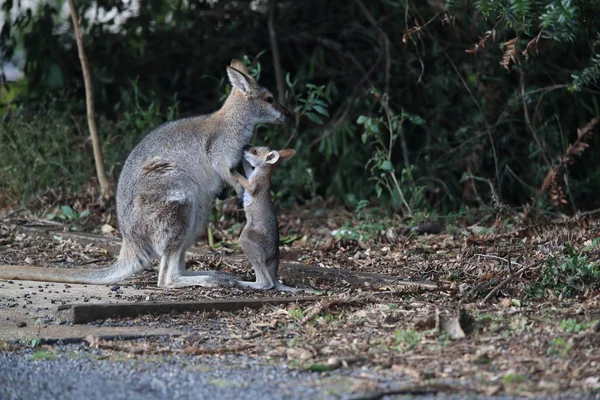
267;0;285;103
576;208;600;218
506;165;537;193
0;208;26;220
411;6;502;202
389;171;413;217
182;343;256;356
519;67;551;168
473;254;523;268
301;293;351;324
480;256;554;305
350;382;475;400
355;0;391;93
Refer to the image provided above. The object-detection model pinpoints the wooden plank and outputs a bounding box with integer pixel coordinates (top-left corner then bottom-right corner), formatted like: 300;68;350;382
56;296;320;324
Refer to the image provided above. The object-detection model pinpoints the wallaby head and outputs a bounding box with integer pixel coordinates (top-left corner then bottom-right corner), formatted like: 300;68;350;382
226;59;291;125
242;145;296;172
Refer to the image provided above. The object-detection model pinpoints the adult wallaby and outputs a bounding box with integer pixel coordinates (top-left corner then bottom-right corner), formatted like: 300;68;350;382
0;59;290;288
235;145;311;292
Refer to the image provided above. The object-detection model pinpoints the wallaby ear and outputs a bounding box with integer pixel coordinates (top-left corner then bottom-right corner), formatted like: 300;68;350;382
265;150;280;165
230;59;250;75
277;149;296;162
227;66;253;95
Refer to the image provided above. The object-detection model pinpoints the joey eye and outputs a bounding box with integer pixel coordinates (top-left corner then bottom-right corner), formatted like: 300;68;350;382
265;96;274;104
252;150;258;155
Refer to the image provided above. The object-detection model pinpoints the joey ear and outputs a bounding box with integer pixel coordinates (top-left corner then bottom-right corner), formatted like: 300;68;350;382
230;59;250;75
265;150;280;165
277;149;296;162
227;66;252;95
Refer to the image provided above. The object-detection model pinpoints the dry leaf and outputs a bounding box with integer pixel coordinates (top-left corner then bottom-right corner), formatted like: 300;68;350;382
101;224;115;234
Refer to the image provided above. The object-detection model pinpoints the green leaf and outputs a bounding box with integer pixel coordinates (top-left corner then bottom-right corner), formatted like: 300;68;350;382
379;160;394;172
408;115;425;125
312;104;329;117
361;132;368;143
306;363;335;372
305;112;324;125
357;115;368;124
79;210;91;218
60;205;76;220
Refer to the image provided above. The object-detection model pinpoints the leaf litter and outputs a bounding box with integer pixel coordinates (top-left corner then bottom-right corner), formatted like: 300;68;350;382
1;201;600;397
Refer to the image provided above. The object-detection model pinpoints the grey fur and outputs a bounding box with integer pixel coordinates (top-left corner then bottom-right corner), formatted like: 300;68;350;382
0;59;290;288
235;146;314;293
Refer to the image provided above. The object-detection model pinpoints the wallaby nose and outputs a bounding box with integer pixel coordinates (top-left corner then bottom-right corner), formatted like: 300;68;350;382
281;106;293;122
242;144;252;151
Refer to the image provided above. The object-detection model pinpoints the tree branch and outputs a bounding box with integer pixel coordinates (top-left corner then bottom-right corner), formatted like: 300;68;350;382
67;0;112;198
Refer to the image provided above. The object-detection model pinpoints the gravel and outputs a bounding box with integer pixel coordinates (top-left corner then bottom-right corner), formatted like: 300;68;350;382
0;346;596;400
0;347;330;400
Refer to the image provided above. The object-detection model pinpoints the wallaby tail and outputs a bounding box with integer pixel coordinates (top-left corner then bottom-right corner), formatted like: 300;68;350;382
0;241;146;285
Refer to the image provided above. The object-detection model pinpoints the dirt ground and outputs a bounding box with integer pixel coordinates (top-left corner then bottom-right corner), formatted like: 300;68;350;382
1;201;600;398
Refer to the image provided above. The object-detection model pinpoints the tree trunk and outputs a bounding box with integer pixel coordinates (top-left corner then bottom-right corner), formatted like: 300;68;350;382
67;0;112;198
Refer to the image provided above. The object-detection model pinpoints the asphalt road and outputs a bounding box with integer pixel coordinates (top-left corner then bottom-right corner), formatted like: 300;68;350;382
0;346;596;400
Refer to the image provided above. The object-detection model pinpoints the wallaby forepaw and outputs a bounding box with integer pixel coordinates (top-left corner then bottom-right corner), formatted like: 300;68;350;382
236;194;244;209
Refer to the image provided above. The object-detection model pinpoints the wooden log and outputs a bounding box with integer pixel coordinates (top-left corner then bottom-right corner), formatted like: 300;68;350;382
56;296;320;324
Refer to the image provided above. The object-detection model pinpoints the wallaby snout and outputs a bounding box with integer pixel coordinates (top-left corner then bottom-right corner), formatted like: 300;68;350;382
274;100;292;123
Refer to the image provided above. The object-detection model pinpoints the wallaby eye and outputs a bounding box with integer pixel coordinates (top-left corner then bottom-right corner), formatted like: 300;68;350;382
265;96;274;104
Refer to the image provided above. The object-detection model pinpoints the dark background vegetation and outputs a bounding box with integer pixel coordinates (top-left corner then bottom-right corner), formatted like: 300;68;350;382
1;0;600;217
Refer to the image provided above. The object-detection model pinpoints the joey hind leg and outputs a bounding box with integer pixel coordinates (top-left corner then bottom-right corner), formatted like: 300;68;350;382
238;237;278;290
238;238;319;293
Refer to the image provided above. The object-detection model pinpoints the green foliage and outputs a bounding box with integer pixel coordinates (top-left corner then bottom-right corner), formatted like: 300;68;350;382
2;0;600;212
0;105;88;203
529;246;600;298
559;318;597;334
468;0;587;42
31;350;57;361
0;85;178;205
287;307;305;321
547;337;570;356
357;100;426;213
332;200;387;241
503;372;527;385
571;53;600;92
393;329;421;351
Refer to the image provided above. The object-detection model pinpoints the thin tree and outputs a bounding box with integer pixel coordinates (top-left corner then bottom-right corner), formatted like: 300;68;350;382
268;0;285;103
67;0;112;197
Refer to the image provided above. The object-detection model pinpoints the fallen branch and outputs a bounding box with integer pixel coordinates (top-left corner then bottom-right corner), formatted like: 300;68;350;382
350;382;478;400
480;256;554;305
301;293;352;324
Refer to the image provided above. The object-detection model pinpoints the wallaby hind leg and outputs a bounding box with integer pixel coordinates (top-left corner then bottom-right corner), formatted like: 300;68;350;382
157;248;237;288
149;194;237;289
